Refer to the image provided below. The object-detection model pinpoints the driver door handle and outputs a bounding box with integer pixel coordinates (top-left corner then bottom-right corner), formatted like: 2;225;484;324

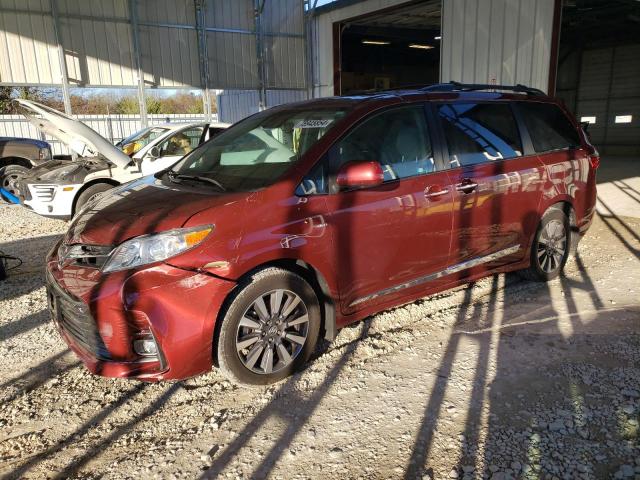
456;178;478;194
425;185;449;200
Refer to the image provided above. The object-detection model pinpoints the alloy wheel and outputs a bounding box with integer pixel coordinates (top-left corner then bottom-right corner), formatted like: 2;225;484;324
536;219;567;273
235;289;309;375
1;171;22;196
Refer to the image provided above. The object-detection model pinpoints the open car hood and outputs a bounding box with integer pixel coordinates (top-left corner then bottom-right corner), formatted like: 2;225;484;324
13;99;131;169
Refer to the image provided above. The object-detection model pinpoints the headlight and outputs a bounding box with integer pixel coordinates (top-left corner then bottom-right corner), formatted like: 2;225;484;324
39;147;51;161
102;225;213;273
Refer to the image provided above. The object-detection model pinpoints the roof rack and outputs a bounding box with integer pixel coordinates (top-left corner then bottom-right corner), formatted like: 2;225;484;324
420;81;546;96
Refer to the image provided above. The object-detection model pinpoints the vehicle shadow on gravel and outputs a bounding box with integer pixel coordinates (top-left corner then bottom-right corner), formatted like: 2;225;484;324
0;309;49;343
51;383;182;480
200;321;372;479
475;255;639;479
0;234;62;302
0;349;79;405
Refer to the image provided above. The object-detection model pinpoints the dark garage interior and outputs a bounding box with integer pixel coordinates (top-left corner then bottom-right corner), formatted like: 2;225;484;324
335;0;441;95
557;0;640;156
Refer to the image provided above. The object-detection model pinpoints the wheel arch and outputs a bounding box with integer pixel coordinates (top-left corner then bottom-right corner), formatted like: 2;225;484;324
0;156;32;169
72;178;120;216
211;258;337;368
543;200;579;255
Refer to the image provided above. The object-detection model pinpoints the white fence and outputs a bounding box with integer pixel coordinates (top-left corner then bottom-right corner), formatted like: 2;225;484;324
0;113;218;156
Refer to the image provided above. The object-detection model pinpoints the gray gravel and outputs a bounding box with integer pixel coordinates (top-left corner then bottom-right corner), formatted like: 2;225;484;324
0;200;639;479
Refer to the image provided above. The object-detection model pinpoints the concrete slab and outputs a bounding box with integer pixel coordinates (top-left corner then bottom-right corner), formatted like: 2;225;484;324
596;156;639;219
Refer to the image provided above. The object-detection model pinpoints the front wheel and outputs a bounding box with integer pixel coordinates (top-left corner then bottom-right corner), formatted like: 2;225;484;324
73;183;113;216
521;206;571;282
0;164;29;201
217;268;321;385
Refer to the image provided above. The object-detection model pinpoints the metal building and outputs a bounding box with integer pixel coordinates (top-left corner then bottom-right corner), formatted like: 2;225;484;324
0;0;308;123
0;0;638;155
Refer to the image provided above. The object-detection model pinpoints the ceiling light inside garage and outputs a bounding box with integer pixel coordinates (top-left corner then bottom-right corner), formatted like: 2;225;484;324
408;43;434;49
434;36;442;40
362;40;390;45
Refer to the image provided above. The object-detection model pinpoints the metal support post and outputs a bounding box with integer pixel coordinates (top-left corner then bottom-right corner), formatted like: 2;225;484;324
195;0;212;121
254;0;267;111
129;0;148;126
50;0;72;115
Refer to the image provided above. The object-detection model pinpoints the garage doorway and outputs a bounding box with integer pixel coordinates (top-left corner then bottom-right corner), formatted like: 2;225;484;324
333;0;441;96
556;0;640;156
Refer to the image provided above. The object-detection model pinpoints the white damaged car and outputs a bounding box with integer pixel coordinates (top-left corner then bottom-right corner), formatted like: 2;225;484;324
14;99;228;219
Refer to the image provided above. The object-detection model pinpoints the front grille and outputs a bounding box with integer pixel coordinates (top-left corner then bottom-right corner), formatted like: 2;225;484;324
46;271;112;360
33;185;56;202
57;244;113;269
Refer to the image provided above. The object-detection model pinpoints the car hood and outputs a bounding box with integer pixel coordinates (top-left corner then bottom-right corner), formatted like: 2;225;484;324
64;176;250;246
13;99;131;169
24;158;109;184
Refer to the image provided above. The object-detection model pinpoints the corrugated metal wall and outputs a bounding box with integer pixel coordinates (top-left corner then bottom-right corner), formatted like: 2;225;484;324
216;88;307;123
0;0;61;85
570;45;640;155
0;0;306;90
440;0;555;93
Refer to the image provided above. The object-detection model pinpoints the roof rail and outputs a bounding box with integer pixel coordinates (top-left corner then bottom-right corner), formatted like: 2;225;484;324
420;81;546;96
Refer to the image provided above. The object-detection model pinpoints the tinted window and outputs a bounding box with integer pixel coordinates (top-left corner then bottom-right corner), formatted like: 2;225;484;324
519;102;581;152
297;105;434;195
438;103;523;168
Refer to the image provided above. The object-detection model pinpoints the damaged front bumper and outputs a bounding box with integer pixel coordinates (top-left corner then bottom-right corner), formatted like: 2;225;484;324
46;243;236;381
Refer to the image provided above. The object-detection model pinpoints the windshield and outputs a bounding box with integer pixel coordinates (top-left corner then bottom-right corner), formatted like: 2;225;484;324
118;127;170;156
168;107;349;192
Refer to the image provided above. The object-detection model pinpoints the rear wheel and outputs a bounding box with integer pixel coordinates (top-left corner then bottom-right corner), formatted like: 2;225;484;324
74;183;113;216
217;268;321;385
0;164;29;201
521;206;570;281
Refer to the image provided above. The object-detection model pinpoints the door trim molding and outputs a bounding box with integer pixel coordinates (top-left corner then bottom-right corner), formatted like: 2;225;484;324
349;244;521;308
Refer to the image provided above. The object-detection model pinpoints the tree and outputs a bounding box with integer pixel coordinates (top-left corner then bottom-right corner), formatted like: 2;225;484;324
114;96;139;114
0;86;12;114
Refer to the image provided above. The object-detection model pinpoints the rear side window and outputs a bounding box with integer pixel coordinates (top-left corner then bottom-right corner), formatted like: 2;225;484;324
437;103;522;168
518;102;581;153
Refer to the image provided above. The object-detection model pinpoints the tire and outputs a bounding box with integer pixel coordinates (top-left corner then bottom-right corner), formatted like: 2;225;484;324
217;267;321;385
520;205;571;282
0;164;29;201
74;183;113;216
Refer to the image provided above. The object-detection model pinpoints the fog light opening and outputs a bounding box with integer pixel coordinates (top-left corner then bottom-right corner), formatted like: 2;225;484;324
133;335;158;357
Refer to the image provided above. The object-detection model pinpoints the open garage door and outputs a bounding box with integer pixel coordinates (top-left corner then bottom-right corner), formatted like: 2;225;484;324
333;1;441;95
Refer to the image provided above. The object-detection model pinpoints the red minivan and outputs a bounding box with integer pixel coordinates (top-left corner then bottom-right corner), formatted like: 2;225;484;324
45;83;598;384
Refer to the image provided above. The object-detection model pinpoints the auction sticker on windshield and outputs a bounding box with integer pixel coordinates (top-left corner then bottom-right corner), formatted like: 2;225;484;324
294;119;334;129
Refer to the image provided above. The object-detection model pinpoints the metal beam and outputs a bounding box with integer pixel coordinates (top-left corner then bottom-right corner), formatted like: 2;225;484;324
128;0;147;127
195;0;212;121
0;8;304;38
304;0;314;99
254;0;267;111
49;0;72;115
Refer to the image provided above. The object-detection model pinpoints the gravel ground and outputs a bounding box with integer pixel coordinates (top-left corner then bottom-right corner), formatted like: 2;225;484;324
1;168;639;479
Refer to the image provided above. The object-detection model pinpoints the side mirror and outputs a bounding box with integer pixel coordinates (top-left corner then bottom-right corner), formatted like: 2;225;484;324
336;161;384;190
148;146;161;159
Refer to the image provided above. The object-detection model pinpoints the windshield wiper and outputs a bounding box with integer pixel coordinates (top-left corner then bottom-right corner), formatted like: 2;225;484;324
167;171;226;191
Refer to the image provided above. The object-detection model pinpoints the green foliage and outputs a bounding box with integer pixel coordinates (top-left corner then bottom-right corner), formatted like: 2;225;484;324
0;88;206;115
114;96;139;114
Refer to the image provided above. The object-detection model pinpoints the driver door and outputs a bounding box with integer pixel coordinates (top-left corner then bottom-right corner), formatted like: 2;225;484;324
140;126;204;175
308;104;453;313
